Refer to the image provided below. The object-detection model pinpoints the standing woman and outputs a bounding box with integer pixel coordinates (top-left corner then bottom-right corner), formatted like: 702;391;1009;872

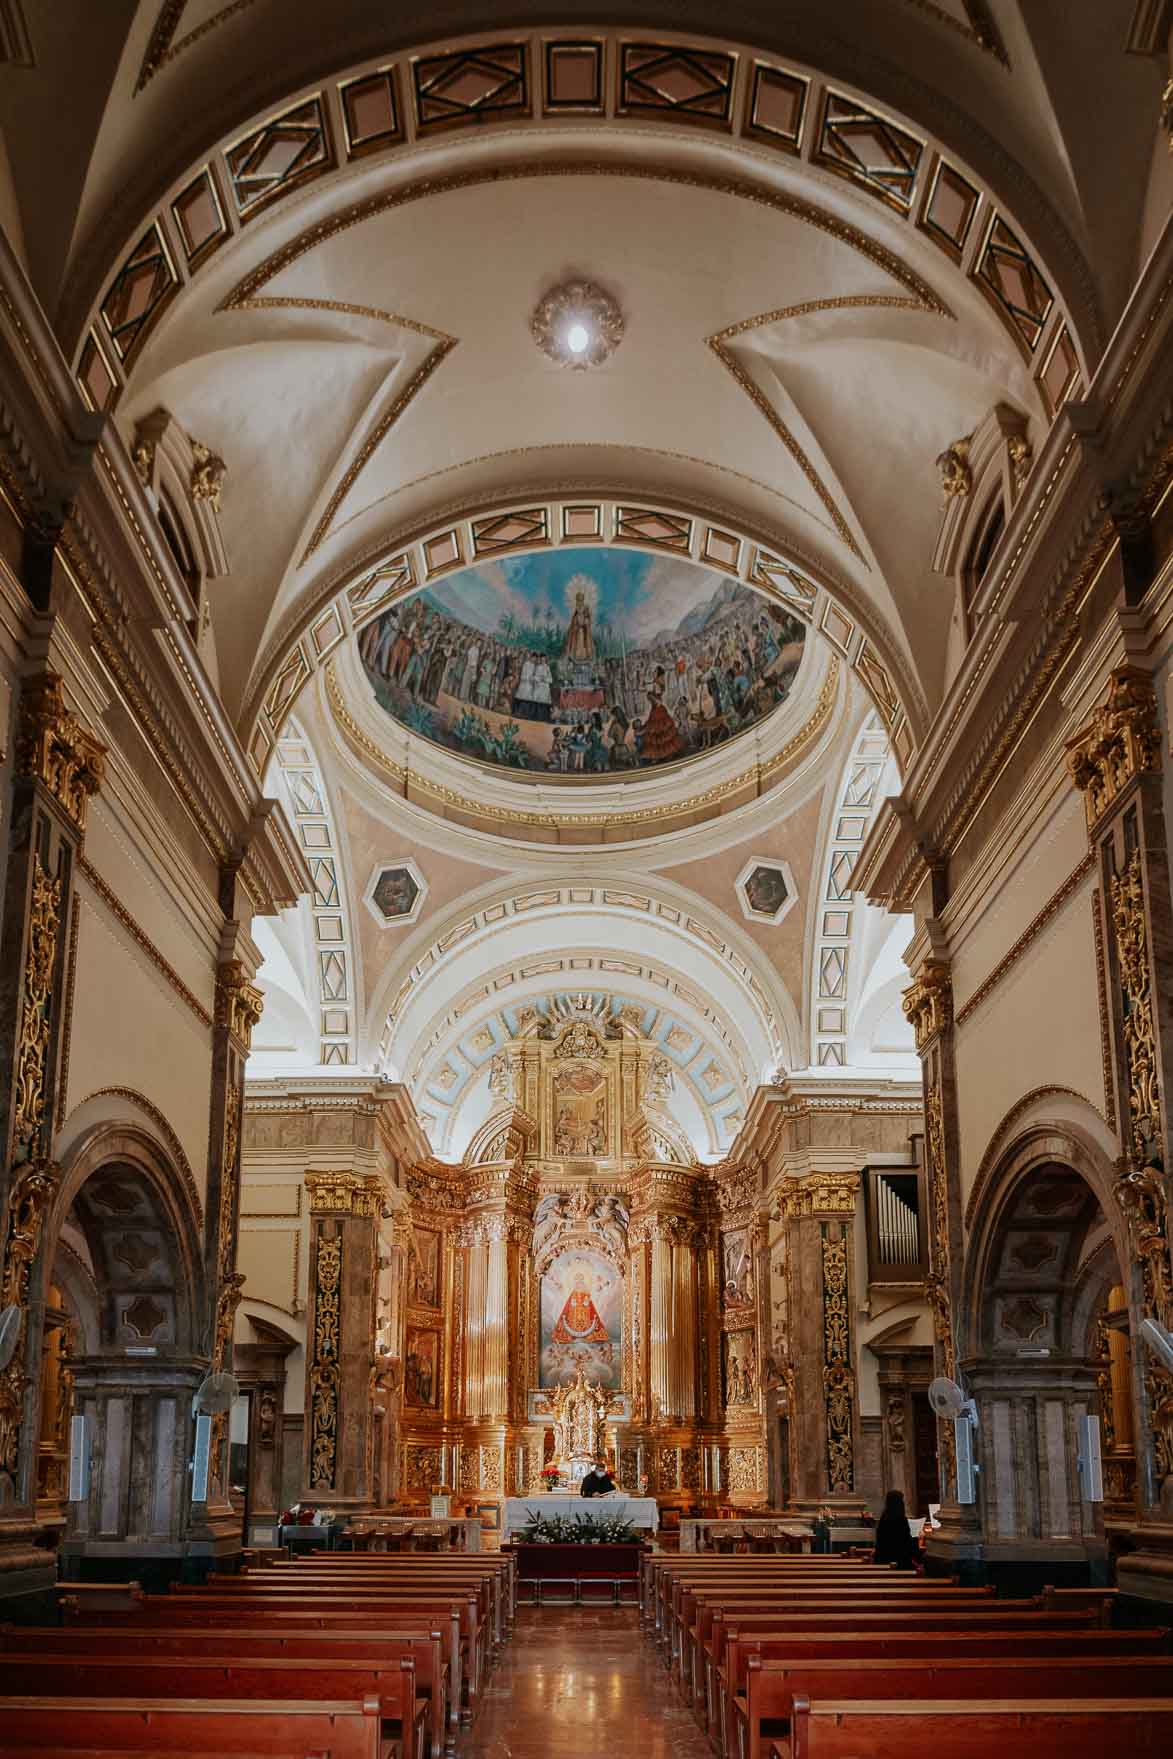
873;1489;918;1570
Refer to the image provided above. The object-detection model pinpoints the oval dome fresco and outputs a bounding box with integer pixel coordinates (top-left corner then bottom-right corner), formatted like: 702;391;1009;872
357;547;808;781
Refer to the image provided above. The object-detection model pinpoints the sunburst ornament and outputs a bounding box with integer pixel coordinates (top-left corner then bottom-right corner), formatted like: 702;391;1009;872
531;280;624;369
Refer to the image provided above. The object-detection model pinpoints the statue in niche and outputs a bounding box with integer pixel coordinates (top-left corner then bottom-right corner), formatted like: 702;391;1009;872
549;1367;610;1478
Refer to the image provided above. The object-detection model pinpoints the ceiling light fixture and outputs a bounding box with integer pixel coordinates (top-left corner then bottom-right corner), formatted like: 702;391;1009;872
532;279;624;370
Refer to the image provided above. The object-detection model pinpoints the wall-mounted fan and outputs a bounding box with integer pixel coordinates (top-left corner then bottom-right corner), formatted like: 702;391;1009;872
928;1375;979;1504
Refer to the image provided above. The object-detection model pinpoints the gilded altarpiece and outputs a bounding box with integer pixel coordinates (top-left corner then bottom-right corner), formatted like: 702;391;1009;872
395;1012;760;1512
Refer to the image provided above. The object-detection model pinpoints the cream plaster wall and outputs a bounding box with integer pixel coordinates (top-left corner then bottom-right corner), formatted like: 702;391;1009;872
66;890;213;1190
953;873;1105;1205
84;804;217;1011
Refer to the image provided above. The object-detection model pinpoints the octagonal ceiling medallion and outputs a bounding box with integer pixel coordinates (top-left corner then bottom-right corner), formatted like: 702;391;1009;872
356;546;808;782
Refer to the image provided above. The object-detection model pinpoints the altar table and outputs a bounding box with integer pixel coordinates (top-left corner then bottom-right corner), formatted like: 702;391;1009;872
502;1494;659;1537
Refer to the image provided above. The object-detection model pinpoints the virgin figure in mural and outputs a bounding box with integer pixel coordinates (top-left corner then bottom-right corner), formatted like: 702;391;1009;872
540;1248;621;1388
563;589;596;662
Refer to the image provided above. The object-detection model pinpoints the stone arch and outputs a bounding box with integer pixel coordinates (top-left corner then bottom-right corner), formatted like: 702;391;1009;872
960;1114;1133;1578
40;1118;207;1573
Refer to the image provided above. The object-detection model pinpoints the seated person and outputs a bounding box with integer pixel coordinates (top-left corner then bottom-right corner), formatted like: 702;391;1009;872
579;1457;617;1498
873;1488;919;1569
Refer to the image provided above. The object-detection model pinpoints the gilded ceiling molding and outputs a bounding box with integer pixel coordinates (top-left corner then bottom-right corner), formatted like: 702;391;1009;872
271;716;358;1065
707;295;947;565
135;0;260;93
224;297;459;562
221;157;948;315
324;648;838;837
898;0;1009;66
808;712;894;1068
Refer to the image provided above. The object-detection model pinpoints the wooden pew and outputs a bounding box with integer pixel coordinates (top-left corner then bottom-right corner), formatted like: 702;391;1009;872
200;1563;505;1651
786;1696;1173;1757
154;1585;488;1702
700;1608;1103;1754
650;1563;891;1645
712;1623;1171;1756
640;1553;875;1624
739;1654;1173;1759
252;1555;515;1638
0;1628;449;1759
674;1584;998;1694
66;1601;471;1732
0;1694;387;1756
0;1655;427;1759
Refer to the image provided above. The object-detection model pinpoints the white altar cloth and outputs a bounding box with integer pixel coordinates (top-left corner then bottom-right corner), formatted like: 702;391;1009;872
503;1494;659;1536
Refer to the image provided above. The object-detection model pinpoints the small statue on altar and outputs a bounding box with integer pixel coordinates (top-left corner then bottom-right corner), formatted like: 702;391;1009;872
549;1365;610;1480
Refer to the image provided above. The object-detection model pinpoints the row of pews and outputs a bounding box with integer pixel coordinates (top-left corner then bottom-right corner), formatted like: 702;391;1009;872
0;1546;516;1757
639;1550;1173;1757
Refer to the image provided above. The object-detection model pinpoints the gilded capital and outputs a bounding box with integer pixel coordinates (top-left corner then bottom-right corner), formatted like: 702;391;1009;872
1065;666;1159;833
16;672;106;832
773;1171;860;1219
305;1170;384;1217
215;959;264;1050
902;960;953;1053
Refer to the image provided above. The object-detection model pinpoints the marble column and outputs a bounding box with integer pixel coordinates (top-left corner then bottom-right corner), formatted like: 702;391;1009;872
185;947;262;1571
303;1172;384;1510
0;670;103;1615
771;1173;865;1514
1067;666;1173;1599
902;946;980;1568
233;1329;295;1543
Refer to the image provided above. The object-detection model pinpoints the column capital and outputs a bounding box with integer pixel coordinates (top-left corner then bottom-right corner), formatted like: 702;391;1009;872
771;1171;861;1220
305;1170;386;1217
1065;665;1160;833
214;959;264;1052
15;671;106;833
902;959;953;1052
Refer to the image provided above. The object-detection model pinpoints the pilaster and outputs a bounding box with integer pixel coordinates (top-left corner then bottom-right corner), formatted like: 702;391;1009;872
303;1171;386;1510
0;667;103;1613
1067;664;1173;1597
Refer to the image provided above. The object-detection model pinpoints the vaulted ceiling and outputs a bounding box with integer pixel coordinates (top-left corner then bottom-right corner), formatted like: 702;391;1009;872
4;2;1164;1123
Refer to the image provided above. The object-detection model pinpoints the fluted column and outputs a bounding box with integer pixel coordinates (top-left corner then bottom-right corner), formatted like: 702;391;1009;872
484;1227;510;1420
649;1224;673;1420
463;1232;488;1419
670;1224;698;1421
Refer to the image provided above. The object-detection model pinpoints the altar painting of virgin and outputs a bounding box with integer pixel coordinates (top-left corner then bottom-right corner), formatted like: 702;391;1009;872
540;1248;622;1388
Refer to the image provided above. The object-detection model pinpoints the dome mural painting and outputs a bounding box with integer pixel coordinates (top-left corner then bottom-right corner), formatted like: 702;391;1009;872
357;547;808;777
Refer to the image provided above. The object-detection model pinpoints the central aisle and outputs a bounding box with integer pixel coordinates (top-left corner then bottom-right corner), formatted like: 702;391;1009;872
471;1606;713;1757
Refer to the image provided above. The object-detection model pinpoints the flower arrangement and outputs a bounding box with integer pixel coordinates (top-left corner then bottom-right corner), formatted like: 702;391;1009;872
637;1474;649;1494
279;1503;321;1527
540;1464;562;1488
519;1510;639;1544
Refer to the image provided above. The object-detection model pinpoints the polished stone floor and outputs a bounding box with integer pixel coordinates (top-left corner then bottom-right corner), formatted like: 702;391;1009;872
472;1607;711;1757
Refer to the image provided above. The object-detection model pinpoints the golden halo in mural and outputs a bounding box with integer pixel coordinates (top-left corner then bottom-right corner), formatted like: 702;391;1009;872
531;279;624;370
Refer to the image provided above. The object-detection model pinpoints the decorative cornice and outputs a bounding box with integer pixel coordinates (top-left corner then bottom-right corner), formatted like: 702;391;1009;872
955;853;1095;1028
78;857;213;1028
1065;666;1161;833
901;959;953;1052
15;672;106;832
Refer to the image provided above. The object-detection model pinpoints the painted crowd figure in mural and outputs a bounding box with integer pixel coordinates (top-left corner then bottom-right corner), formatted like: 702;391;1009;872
358;548;807;777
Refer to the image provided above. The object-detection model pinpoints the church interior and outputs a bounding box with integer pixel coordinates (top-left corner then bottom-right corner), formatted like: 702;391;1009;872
1;1;1173;1751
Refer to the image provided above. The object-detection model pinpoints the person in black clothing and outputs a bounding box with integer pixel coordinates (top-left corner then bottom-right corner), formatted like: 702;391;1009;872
873;1488;918;1569
580;1458;617;1498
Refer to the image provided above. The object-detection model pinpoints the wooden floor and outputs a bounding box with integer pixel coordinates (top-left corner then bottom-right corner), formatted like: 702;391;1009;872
472;1607;710;1757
